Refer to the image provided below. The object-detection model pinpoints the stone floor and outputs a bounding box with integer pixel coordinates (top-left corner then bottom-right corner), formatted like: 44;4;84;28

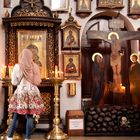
1;133;140;140
26;132;140;140
31;134;140;140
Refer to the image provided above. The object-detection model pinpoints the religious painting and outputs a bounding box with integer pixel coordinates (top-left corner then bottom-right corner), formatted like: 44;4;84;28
62;27;79;50
17;30;48;79
77;0;91;11
129;53;140;105
61;15;81;50
62;53;80;79
75;0;92;17
4;0;11;8
97;0;124;9
91;52;107;105
51;0;69;12
129;0;140;15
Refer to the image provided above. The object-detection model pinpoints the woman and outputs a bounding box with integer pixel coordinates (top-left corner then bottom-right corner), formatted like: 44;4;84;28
129;53;140;105
92;53;105;105
7;49;45;140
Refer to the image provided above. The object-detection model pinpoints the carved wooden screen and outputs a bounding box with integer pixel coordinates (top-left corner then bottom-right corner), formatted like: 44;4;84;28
2;0;61;79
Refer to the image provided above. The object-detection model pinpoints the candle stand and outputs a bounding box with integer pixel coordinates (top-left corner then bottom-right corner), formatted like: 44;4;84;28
45;78;68;140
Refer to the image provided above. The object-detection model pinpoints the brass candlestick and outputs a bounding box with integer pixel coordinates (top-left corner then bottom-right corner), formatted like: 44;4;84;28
45;78;68;140
0;79;22;140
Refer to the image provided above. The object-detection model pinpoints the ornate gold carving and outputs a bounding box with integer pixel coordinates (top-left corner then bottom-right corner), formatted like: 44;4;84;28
5;10;10;17
61;15;81;30
22;0;40;8
16;9;49;17
11;0;52;18
11;21;54;27
41;92;51;115
98;0;124;9
9;29;16;65
48;30;54;77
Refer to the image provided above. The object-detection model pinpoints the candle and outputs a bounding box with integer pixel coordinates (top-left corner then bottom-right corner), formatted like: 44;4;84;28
1;65;7;79
68;6;71;14
8;64;13;78
120;84;125;93
55;65;58;78
60;71;64;79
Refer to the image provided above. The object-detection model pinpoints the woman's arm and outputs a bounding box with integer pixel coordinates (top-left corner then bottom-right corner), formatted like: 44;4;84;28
11;64;23;85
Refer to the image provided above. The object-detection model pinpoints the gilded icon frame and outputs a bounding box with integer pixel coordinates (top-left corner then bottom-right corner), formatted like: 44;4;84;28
61;26;80;50
128;0;140;15
61;15;81;50
62;53;80;79
97;0;124;9
77;0;91;11
17;29;48;79
75;0;92;17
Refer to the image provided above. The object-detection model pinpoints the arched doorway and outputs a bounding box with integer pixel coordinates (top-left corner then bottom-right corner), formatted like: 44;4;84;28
81;11;136;106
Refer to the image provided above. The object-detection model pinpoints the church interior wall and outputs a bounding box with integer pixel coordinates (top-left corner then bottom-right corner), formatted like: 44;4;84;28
0;0;140;124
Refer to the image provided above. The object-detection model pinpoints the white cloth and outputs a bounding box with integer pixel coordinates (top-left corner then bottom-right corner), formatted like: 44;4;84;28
11;64;40;97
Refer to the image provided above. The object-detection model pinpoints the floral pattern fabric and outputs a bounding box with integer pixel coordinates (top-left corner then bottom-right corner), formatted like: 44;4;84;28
9;84;45;115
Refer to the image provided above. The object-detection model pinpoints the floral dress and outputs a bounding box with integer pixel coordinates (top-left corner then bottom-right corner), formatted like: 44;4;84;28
8;64;45;115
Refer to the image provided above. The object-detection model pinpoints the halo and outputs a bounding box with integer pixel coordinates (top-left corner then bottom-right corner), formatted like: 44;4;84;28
130;53;139;62
92;52;103;62
108;32;119;40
